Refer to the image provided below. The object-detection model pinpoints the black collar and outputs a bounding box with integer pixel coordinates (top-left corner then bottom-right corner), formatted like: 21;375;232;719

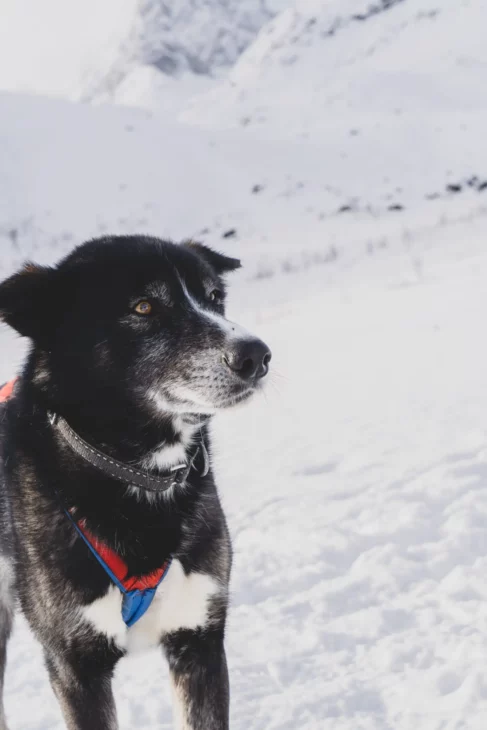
48;412;209;493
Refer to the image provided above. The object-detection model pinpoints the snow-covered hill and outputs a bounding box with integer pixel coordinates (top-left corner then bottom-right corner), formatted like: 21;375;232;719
0;0;286;102
2;86;486;279
185;0;487;138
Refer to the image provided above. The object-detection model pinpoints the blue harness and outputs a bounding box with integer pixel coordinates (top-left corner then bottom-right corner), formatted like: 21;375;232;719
65;509;171;627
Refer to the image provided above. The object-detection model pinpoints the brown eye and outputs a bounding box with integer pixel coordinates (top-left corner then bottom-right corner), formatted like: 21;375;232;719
134;300;152;315
209;289;223;303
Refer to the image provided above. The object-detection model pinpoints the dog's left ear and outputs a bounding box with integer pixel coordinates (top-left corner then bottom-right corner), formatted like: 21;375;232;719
0;262;60;341
184;241;241;275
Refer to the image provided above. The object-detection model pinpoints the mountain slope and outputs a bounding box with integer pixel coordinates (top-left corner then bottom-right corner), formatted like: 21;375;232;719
0;0;284;102
184;0;487;136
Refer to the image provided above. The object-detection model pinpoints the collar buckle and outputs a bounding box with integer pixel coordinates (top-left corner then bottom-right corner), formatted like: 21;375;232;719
47;411;59;426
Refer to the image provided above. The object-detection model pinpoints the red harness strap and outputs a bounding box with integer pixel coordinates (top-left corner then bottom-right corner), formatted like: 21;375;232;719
76;519;169;592
0;379;17;403
70;517;172;626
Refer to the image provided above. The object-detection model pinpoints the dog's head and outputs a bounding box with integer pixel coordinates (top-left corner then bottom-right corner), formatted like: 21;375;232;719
0;236;271;415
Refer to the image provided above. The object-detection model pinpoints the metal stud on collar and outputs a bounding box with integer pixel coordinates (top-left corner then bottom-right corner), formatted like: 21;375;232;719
200;441;210;477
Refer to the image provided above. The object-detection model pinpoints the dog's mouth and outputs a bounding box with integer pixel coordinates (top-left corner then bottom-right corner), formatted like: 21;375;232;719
149;376;261;417
182;382;257;413
214;386;256;409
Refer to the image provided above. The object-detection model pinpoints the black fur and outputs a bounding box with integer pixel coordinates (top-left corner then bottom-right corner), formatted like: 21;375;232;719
0;235;271;730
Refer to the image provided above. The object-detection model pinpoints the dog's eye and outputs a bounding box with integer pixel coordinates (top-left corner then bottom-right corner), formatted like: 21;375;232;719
209;289;223;303
134;300;152;315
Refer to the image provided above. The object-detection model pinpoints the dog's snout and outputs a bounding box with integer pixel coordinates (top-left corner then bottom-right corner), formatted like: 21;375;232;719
223;338;271;381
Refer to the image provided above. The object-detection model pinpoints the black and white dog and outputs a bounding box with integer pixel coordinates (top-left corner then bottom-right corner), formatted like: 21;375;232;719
0;236;271;730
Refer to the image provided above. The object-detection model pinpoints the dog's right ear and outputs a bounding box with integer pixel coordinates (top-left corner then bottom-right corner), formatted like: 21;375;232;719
0;262;59;341
184;241;241;275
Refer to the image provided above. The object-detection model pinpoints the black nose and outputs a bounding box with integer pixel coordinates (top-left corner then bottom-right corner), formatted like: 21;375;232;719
223;338;272;381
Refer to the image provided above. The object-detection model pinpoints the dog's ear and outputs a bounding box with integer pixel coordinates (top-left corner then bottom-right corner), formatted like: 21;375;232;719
0;262;60;341
184;241;241;275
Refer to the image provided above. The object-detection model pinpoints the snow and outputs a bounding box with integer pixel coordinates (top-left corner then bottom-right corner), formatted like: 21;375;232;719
0;0;283;103
108;66;215;116
2;0;487;727
3;189;487;728
0;0;138;100
184;0;487;139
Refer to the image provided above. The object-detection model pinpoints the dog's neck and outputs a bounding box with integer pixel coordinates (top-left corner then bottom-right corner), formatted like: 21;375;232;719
139;413;208;472
59;405;209;474
29;358;211;473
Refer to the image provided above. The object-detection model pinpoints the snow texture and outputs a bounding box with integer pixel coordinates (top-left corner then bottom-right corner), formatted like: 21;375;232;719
184;0;487;139
90;0;276;98
2;1;487;729
0;0;282;102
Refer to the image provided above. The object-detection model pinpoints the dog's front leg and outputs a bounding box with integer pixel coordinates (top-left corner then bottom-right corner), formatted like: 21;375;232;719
44;651;118;730
164;627;229;730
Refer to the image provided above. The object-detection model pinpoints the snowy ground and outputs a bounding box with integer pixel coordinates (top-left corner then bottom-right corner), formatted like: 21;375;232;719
2;1;487;727
2;180;487;729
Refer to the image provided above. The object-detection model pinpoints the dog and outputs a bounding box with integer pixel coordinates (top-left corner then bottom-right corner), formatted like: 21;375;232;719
0;235;271;730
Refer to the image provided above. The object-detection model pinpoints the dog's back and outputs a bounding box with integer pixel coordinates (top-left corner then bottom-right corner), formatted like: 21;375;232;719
0;382;16;561
0;388;15;730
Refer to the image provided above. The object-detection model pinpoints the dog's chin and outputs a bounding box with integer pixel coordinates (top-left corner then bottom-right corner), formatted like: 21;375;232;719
214;388;256;410
154;384;257;416
180;388;256;415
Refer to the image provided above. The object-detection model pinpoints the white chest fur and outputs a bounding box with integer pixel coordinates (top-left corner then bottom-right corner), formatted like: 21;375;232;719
81;559;222;653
